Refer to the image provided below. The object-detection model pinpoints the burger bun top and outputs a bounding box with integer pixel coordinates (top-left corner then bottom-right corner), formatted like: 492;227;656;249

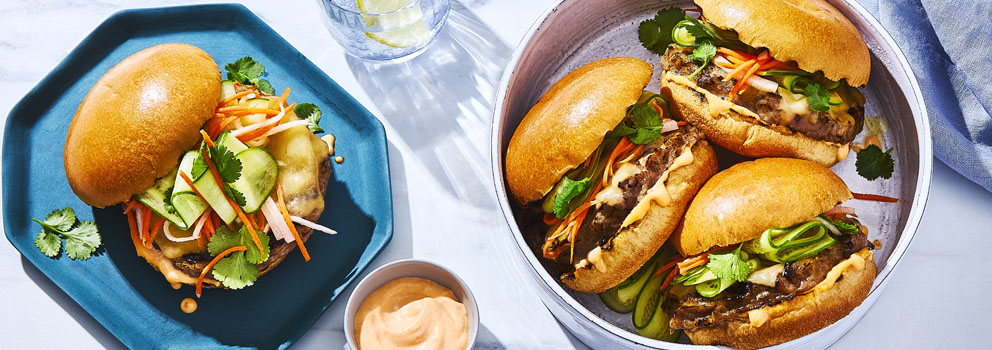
64;43;221;207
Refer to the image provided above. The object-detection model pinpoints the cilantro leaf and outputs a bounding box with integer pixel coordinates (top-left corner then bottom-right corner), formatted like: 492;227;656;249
210;144;242;184
225;57;265;84
552;177;590;219
822;215;859;234
856;145;894;180
225;57;275;94
35;230;61;258
607;122;637;139
208;225;270;264
805;83;831;112
191;154;208;180
706;245;750;282
638;8;685;54
211;251;258;289
32;208;102;260
683;19;712;42
687;41;717;79
630;104;663;128
162;186;177;215
63;221;100;260
611;102;671;145
43;207;76;232
629;128;662;145
255;79;274;94
295;103;324;133
226;186;247;208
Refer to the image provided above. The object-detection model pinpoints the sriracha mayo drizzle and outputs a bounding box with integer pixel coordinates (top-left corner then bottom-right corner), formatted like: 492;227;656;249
354;277;469;350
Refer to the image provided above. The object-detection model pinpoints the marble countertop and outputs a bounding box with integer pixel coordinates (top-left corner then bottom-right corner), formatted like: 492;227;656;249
0;1;986;349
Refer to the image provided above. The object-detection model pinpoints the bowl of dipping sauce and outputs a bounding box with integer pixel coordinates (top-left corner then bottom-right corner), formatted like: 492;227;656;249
344;259;479;350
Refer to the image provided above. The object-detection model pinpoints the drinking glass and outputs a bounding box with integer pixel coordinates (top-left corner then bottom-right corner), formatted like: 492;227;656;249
315;0;450;61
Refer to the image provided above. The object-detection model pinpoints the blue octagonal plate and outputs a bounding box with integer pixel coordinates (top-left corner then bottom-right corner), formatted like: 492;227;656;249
2;4;392;349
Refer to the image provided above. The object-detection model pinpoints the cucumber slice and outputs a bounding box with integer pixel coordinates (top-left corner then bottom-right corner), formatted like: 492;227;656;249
601;258;657;314
192;170;237;224
633;269;680;341
599;288;635;314
636;298;679;341
683;269;718;286
245;98;271;108
216;131;249;154
135;167;187;230
220;80;236;101
170;151;208;226
230;147;279;213
616;260;659;308
633;268;665;328
696;277;735;297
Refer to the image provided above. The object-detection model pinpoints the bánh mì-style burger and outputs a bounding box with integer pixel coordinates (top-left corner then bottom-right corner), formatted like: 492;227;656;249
652;0;869;166
659;157;876;349
64;43;336;296
505;57;719;293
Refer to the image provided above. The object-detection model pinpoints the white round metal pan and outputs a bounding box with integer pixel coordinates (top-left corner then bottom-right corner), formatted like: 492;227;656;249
491;0;931;348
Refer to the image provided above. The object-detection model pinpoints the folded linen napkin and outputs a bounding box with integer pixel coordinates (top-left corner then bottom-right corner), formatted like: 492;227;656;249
856;0;992;192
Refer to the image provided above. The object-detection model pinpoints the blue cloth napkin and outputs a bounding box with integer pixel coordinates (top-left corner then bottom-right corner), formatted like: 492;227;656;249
856;0;992;192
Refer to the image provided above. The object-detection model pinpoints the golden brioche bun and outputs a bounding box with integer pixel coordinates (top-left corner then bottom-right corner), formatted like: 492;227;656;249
661;72;846;166
686;249;877;349
64;43;221;207
696;0;870;86
505;57;653;204
674;157;851;256
565;140;719;293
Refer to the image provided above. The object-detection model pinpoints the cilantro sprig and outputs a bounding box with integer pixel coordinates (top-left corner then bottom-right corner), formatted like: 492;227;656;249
33;208;101;260
225;57;274;94
200;142;247;207
804;83;832;112
608;103;669;145
687;41;716;79
207;225;271;289
638;8;685;54
706;244;750;283
294;103;324;133
856;145;894;180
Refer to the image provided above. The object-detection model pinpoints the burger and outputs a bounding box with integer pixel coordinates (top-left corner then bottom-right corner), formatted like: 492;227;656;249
656;0;869;166
661;158;876;349
505;57;719;293
64;43;333;295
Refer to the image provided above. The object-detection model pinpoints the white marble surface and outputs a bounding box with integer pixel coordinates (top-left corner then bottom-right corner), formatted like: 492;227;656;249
0;0;987;349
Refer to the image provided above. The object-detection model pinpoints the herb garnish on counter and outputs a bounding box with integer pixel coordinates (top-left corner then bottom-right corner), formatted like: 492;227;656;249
33;207;101;260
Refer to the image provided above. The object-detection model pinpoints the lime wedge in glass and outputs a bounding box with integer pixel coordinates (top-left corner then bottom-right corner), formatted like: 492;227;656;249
357;0;432;48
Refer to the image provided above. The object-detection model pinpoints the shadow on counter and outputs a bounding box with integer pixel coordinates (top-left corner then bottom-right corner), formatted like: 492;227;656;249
345;0;511;210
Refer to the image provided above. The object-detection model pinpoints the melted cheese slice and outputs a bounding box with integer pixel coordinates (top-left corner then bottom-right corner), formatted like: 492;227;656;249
621;149;694;228
265;113;328;217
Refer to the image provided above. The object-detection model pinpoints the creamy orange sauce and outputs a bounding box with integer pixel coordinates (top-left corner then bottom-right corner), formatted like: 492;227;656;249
354;277;469;350
621;148;694;227
180;297;198;314
321;134;336;156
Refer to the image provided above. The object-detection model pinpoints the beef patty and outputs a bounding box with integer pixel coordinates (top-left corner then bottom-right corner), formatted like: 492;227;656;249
664;223;874;331
660;45;864;144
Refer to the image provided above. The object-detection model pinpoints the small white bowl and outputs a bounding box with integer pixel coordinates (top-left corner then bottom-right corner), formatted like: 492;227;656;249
343;259;479;350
